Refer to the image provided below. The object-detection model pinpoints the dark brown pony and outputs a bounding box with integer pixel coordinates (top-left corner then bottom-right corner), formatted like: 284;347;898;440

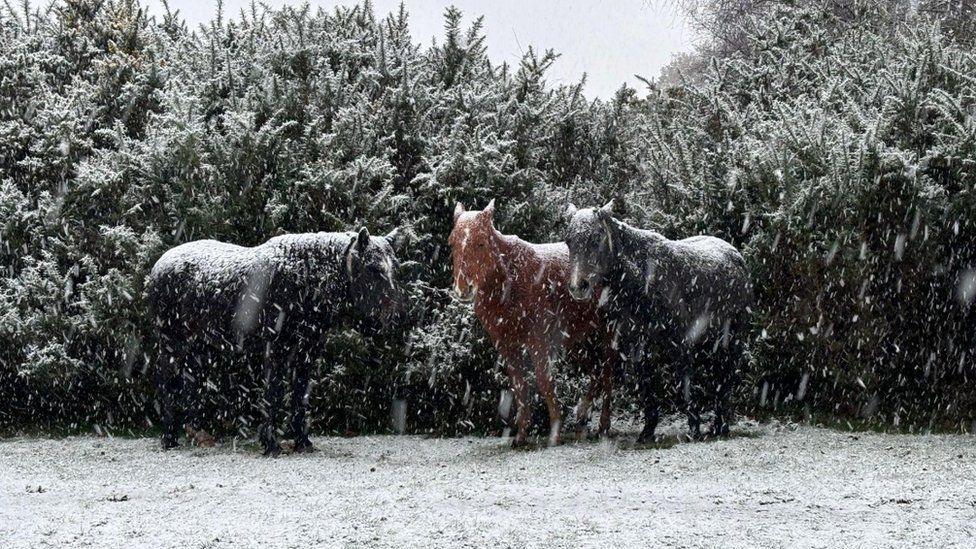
449;200;615;446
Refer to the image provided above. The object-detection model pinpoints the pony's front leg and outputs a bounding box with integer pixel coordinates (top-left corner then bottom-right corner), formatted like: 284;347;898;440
184;344;216;447
711;323;744;438
531;350;562;446
156;338;183;449
597;357;613;436
573;367;601;440
290;358;314;453
636;362;660;444
260;343;290;457
504;355;531;447
675;347;702;441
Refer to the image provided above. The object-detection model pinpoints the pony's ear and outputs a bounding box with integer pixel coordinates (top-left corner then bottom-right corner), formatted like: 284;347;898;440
482;199;495;219
600;198;615;213
385;226;409;255
356;227;370;254
595;208;616;252
454;202;465;223
344;233;358;276
478;199;496;230
565;202;578;222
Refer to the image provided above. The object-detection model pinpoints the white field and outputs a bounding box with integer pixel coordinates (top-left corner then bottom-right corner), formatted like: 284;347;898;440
2;419;975;548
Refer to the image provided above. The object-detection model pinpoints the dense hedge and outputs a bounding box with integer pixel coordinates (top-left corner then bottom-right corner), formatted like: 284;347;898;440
1;0;974;435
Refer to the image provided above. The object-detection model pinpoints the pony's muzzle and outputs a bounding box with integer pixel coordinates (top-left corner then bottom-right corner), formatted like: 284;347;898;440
568;277;593;301
454;278;476;302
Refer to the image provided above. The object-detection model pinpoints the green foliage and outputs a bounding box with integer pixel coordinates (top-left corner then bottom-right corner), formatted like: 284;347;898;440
1;0;974;434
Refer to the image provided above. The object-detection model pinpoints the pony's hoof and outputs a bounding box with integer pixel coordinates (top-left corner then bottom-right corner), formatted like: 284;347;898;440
708;425;730;439
262;443;282;457
192;430;217;448
293;440;316;454
511;438;529;449
161;437;180;450
636;429;657;445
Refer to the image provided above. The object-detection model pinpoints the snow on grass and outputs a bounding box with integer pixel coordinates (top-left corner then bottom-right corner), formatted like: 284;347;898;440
1;420;975;548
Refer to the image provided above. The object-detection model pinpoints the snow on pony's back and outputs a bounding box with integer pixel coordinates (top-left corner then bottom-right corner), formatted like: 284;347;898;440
148;233;365;340
149;233;351;292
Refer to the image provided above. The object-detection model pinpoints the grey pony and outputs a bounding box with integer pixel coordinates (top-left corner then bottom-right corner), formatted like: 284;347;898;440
146;227;408;456
564;201;752;441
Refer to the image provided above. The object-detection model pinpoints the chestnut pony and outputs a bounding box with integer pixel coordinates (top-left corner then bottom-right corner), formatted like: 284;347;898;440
449;200;615;446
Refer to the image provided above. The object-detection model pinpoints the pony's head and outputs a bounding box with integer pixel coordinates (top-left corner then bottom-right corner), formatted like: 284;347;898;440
343;226;410;335
449;200;504;302
565;200;618;301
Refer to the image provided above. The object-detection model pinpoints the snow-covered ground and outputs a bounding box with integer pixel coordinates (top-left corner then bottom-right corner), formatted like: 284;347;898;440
2;420;975;548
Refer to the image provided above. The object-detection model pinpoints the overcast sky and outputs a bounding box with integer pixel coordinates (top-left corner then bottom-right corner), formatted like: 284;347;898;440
145;0;698;98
